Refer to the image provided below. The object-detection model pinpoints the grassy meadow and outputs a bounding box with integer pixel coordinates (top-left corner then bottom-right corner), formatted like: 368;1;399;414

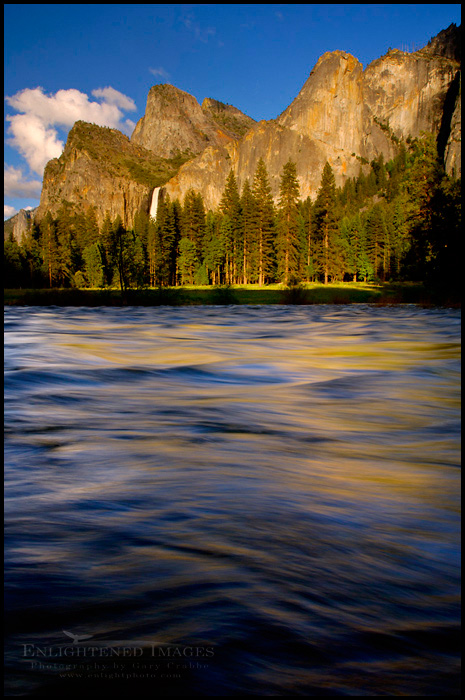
4;281;458;307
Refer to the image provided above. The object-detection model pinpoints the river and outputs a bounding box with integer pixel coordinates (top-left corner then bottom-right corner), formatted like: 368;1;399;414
4;304;461;696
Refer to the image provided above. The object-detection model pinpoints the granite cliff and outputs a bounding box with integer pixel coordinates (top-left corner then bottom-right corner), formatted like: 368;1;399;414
35;120;192;228
33;94;255;229
164;25;461;209
3;207;36;243
25;23;461;228
130;84;255;158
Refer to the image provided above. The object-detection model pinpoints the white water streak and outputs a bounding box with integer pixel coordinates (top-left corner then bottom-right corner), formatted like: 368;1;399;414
149;187;161;220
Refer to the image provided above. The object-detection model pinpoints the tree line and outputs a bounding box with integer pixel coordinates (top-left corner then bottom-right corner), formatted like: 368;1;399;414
4;132;460;293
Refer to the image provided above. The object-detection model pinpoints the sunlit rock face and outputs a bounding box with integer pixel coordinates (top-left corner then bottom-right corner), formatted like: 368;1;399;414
33;25;460;222
162;144;234;212
3;208;36;243
363;49;459;145
35;122;155;228
164;29;460;209
278;51;366;155
131;84;255;159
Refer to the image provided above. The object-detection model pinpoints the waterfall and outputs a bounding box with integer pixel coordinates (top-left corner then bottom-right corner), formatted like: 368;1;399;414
149;187;163;220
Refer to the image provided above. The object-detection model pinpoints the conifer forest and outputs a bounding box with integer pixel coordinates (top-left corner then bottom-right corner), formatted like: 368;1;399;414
4;133;461;297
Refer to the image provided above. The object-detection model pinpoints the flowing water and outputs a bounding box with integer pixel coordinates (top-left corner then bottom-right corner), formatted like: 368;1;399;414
4;304;461;696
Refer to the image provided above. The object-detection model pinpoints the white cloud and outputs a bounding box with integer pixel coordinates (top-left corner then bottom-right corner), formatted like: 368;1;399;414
149;67;171;80
124;118;137;133
91;86;137;111
6;114;64;175
4;204;17;220
4;164;43;199
5;86;138;176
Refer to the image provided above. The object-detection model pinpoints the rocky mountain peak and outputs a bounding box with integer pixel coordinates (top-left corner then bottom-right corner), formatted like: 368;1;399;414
424;23;461;63
130;84;255;159
16;23;460;232
277;49;364;155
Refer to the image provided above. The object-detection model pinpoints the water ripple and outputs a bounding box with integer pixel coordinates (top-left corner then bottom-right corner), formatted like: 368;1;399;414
4;305;461;696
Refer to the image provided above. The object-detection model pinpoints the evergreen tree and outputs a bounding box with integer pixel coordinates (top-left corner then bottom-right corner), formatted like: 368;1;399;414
252;158;276;285
276;159;301;284
146;216;158;287
371;154;388;192
203;211;224;284
21;220;42;287
364;203;387;280
4;236;25;288
182;189;206;262
313;162;341;284
240;179;256;284
133;209;150;248
426;174;461;293
401;133;444;279
340;213;364;282
220;170;242;283
39;212;59;287
127;234;146;288
112;215;131;291
55;209;79;287
100;212;116;286
82;242;104;287
153;194;178;285
219;214;234;284
178;236;198;284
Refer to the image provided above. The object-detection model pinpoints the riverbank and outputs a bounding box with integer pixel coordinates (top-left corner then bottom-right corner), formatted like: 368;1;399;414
3;282;460;307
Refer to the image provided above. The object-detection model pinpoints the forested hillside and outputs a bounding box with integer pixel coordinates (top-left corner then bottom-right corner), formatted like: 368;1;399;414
4;132;460;296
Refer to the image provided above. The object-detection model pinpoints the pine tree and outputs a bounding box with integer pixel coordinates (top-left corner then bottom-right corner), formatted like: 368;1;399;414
154;194;178;285
240;179;256;284
100;212;116;286
55;207;79;287
276;159;301;284
133;209;150;248
178;236;198;285
112;215;132;292
203;211;224;285
21;220;42;287
39;212;59;287
252;158;276;285
298;197;314;281
220;170;242;284
4;236;25;288
182;190;207;266
127;234;147;288
313;162;340;284
340;213;364;282
364;203;387;281
82;242;104;287
219;214;234;284
401;133;444;279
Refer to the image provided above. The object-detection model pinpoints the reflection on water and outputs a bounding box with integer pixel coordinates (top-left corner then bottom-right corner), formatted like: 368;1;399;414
4;305;461;695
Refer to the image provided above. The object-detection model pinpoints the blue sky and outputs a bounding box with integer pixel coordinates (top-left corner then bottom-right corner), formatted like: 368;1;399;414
4;3;461;219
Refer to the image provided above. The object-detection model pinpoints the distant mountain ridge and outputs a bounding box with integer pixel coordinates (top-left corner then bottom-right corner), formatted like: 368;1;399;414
5;23;461;238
